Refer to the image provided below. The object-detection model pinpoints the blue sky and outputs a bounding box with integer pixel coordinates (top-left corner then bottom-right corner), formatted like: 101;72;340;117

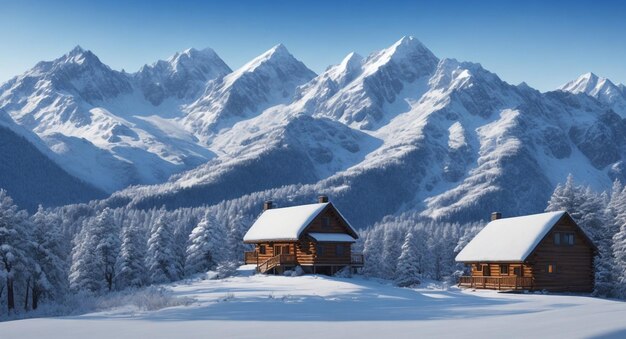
1;0;625;91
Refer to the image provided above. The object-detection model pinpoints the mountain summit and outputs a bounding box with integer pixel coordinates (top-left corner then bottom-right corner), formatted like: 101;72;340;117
560;72;626;117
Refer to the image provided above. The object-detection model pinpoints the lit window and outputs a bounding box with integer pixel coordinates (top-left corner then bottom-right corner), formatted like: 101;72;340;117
547;264;557;274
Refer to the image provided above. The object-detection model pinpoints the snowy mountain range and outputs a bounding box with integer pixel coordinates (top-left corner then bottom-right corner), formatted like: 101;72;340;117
2;36;626;224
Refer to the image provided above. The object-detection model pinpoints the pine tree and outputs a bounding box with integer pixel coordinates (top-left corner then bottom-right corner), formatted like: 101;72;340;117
381;226;403;278
30;205;67;308
395;230;421;287
69;208;120;293
225;214;250;263
546;174;583;215
362;227;384;277
146;215;178;283
115;221;147;289
613;216;626;299
593;181;623;297
0;190;33;313
185;212;224;276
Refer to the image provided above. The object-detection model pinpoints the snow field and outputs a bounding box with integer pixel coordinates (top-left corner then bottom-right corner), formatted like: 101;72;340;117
2;267;625;339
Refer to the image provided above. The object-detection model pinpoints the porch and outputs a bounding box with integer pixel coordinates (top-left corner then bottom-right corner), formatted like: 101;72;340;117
458;276;533;290
244;251;365;273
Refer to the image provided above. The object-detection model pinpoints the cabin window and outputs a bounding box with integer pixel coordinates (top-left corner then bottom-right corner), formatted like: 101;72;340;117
500;264;509;275
563;233;575;246
554;232;574;246
322;217;331;229
547;263;557;274
317;244;325;256
283;245;290;255
513;266;523;277
476;263;483;271
259;245;266;255
336;244;345;256
554;232;561;245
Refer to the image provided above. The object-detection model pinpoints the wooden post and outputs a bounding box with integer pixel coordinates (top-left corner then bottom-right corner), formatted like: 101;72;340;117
498;278;501;290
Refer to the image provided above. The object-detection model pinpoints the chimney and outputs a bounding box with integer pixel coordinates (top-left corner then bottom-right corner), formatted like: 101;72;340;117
491;212;502;221
263;201;273;211
318;195;329;203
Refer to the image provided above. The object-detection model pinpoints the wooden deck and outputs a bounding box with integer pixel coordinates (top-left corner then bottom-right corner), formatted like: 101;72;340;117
244;251;365;273
351;254;364;266
458;276;533;290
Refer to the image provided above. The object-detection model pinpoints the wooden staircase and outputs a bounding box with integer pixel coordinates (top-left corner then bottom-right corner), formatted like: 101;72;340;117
256;254;296;274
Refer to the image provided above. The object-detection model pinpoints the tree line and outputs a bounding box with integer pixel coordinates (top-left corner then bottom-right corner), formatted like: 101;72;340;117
1;173;626;317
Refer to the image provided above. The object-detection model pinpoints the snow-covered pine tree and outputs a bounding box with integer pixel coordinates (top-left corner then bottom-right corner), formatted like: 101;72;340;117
362;226;384;277
185;212;225;276
395;230;421;287
546;174;583;215
115;220;147;289
68;208;120;293
146;215;178;284
0;190;33;313
578;187;609;243
30;205;68;308
593;180;623;297
225;214;251;264
613;212;626;299
381;225;403;278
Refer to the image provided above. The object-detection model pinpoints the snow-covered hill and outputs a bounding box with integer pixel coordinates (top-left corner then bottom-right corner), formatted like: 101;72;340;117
0;108;104;210
2;270;625;339
3;37;626;222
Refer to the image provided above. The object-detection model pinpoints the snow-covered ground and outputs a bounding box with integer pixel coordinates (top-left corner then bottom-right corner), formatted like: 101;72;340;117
1;266;625;339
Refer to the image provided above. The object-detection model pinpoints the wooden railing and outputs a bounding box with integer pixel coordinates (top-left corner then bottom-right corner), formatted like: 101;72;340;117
257;254;297;274
351;253;364;266
244;251;258;264
458;276;533;290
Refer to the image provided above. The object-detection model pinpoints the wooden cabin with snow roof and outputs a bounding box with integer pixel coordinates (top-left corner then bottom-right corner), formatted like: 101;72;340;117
456;211;596;292
243;196;363;274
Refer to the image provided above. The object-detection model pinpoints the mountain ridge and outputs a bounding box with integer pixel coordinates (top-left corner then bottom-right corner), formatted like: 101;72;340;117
2;37;626;225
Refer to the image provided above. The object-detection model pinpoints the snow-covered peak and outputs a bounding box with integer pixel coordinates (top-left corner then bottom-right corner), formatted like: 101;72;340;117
135;47;231;105
227;44;304;80
55;45;105;67
363;36;437;75
166;47;223;69
67;45;86;56
183;44;316;139
559;72;623;98
560;72;626;116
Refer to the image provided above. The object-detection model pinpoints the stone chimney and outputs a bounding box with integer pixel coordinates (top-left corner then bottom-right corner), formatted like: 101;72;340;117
491;212;502;221
263;201;273;211
318;195;329;203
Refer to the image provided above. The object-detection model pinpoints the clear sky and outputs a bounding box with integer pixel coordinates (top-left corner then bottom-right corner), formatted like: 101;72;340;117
1;0;625;91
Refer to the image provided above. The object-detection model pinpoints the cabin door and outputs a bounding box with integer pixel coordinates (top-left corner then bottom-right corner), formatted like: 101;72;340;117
483;265;491;276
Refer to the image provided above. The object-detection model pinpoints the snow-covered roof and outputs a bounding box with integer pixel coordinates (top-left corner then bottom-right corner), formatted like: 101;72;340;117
455;211;566;262
244;202;357;242
308;233;356;243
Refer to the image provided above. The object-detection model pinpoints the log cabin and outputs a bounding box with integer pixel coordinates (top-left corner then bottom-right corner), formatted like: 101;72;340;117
456;211;596;292
243;196;364;275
